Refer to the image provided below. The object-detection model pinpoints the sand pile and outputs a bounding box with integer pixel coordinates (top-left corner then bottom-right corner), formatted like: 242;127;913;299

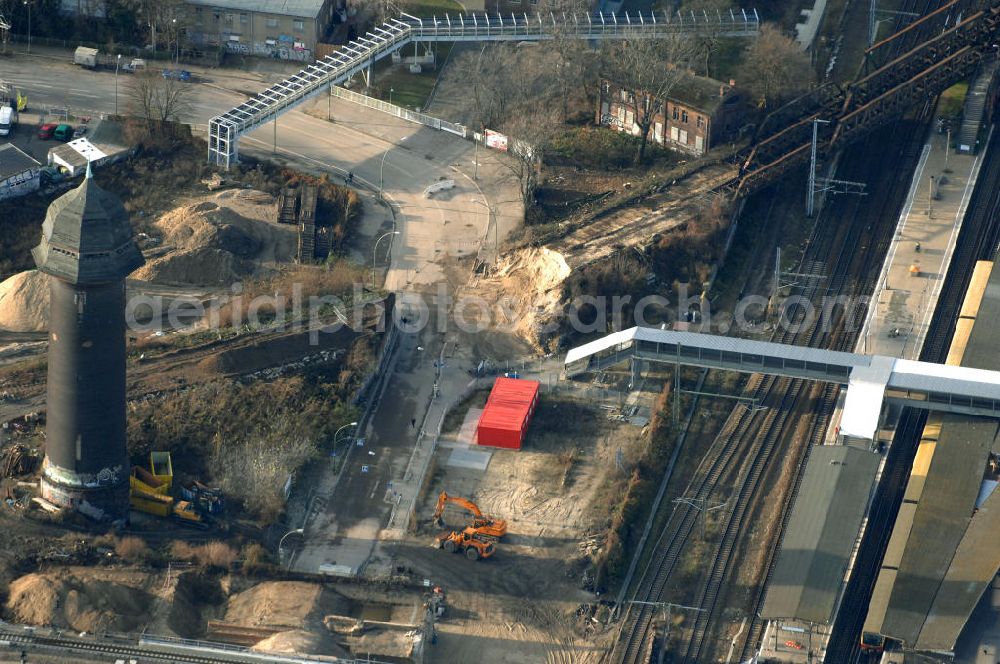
6;571;155;633
224;581;349;630
134;195;295;286
0;270;49;333
252;629;350;657
474;247;571;349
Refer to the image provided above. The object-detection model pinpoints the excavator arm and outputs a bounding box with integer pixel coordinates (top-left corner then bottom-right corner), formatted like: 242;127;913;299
433;491;484;522
432;491;507;538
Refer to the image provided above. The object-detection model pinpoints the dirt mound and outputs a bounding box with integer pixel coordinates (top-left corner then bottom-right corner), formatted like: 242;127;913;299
252;629;349;657
474;247;570;349
134;198;296;286
6;571;155;633
0;270;49;332
213;188;277;220
134;247;251;286
225;581;349;630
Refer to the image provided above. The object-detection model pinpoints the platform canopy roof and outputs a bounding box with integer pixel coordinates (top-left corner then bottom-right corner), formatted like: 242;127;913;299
761;445;880;624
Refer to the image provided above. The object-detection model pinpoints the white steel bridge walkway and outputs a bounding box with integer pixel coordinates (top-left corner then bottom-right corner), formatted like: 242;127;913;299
564;327;1000;439
207;9;759;168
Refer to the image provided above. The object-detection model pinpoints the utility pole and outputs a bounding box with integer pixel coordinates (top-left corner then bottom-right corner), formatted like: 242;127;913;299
23;0;31;56
927;175;935;217
114;54;121;116
806;119;830;217
868;0;877;46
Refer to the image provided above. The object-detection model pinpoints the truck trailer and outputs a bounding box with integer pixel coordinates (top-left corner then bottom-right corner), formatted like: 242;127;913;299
73;47;145;72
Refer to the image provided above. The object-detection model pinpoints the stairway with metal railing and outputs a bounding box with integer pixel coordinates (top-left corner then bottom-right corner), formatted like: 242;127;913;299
956;56;999;153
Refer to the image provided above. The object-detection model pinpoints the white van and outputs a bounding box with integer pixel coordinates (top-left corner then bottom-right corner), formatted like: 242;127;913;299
0;106;17;136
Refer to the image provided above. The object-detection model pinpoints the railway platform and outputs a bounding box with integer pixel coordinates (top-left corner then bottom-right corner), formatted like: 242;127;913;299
826;123;989;446
759;120;992;663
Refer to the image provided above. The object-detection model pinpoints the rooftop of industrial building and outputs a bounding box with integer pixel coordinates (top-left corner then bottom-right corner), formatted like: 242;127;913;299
0;143;40;180
185;0;327;19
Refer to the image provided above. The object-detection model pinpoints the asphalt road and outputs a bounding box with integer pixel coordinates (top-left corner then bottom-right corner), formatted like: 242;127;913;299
0;47;522;290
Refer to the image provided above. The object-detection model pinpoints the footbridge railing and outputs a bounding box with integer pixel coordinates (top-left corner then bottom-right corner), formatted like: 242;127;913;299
207;9;759;168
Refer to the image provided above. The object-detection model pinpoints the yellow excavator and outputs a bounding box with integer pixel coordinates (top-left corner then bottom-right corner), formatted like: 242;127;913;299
432;491;507;539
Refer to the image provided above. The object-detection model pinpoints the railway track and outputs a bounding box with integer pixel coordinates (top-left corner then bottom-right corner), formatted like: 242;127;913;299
674;0;954;656
680;121;927;663
825;122;1000;663
0;306;364;416
0;629;239;664
609;96;933;663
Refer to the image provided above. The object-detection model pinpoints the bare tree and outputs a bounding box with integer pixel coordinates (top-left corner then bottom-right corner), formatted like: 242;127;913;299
738;23;814;110
212;416;317;520
498;108;559;206
678;0;738;76
127;69;192;126
455;43;518;131
602;33;699;163
129;0;186;55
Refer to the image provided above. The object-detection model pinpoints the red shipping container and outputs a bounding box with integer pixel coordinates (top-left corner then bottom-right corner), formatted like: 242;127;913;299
476;377;540;449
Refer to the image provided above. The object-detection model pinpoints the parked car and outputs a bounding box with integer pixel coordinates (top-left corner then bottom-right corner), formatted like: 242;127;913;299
0;105;17;137
53;124;74;141
37;123;58;139
161;69;191;82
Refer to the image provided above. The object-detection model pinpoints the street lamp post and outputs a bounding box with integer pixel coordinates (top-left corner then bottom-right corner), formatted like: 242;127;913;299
379;148;391;201
114;54;122;116
23;0;30;55
171;18;179;63
331;421;359;472
278;528;304;568
389;87;394;105
378;136;407;201
372;231;400;288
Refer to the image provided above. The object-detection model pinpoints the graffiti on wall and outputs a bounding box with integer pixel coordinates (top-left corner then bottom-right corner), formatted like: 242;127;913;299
225;39;311;61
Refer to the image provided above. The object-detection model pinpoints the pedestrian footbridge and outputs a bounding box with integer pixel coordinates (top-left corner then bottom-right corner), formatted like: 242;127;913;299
564;327;1000;439
207;9;759;168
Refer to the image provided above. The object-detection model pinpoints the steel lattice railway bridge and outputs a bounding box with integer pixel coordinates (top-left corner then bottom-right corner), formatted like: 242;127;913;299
206;9;760;168
737;0;1000;194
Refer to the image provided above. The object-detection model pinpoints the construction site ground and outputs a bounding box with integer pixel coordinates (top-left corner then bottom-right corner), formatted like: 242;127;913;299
0;16;901;664
388;387;655;663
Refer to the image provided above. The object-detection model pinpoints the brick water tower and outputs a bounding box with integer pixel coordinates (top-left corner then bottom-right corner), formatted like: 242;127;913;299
32;165;144;519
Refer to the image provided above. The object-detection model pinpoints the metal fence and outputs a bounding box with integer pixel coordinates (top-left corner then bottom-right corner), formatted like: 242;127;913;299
329;85;469;137
406;8;760;42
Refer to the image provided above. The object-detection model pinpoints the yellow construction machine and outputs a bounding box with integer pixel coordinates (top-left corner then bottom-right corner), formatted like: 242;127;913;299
432;491;507;539
128;452;208;529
